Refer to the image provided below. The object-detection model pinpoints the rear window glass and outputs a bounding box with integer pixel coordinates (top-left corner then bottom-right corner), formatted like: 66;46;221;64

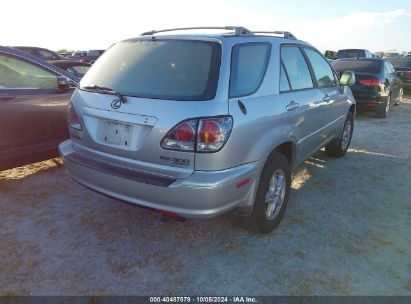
229;43;270;98
388;58;411;68
331;60;382;74
80;40;221;101
336;50;366;59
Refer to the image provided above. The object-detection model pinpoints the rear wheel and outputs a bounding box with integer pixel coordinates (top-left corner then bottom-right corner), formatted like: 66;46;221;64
376;96;390;118
325;112;354;158
240;152;291;234
394;88;403;106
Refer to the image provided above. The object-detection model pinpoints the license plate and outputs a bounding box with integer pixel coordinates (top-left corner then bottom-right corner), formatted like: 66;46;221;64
102;121;132;147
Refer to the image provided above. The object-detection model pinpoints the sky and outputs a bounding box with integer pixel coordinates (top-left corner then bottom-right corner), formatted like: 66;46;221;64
2;0;411;53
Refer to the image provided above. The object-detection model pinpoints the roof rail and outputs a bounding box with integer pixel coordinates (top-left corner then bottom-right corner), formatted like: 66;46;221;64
141;26;251;36
250;31;297;39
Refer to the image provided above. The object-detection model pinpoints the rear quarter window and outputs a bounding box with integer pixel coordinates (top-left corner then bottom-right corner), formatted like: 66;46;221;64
229;43;271;98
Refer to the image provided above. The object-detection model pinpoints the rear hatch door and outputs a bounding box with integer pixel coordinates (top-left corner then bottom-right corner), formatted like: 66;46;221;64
71;37;225;177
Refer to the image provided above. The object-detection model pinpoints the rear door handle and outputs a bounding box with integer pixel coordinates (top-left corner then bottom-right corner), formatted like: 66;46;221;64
286;101;299;111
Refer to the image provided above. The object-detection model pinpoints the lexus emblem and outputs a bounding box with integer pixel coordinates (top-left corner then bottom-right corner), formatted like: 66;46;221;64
111;98;122;109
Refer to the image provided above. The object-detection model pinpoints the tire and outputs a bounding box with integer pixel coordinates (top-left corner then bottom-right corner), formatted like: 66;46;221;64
376;96;390;118
325;112;354;158
394;88;403;106
239;152;291;234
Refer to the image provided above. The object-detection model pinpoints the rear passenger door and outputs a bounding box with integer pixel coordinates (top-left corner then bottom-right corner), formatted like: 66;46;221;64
279;45;325;163
302;47;346;139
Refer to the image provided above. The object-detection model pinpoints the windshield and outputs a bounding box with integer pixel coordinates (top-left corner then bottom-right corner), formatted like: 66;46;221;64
80;39;221;101
332;60;382;74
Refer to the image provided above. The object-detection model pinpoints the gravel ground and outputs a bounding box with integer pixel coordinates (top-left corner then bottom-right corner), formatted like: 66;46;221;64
1;97;410;296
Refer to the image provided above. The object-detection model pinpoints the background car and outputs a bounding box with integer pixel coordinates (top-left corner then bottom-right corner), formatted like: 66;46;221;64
336;49;375;59
387;57;411;89
48;60;91;79
85;49;105;63
384;52;401;58
0;46;78;170
332;58;403;118
70;51;87;61
13;46;63;60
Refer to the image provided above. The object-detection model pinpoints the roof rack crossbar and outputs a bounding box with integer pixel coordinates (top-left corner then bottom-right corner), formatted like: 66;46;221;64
250;31;297;39
140;26;251;36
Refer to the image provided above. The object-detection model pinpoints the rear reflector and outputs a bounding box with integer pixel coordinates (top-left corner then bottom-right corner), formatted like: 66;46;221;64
236;178;251;188
367;104;377;108
67;101;82;130
155;209;177;216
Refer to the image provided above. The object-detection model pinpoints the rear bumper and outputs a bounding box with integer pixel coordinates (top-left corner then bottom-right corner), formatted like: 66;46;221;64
355;99;387;111
59;140;260;218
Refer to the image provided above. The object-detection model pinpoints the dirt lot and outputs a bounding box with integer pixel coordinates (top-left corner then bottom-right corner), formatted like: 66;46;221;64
1;97;410;296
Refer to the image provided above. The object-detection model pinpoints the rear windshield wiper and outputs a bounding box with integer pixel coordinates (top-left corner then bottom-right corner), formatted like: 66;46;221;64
82;84;127;103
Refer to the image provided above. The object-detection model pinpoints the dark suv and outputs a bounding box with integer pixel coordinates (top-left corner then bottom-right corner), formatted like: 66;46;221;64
332;58;403;118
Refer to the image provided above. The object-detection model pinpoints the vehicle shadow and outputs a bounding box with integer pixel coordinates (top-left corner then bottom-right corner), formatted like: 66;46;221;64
0;146;410;295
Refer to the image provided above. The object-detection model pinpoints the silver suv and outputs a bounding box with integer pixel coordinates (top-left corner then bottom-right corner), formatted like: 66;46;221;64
60;26;356;233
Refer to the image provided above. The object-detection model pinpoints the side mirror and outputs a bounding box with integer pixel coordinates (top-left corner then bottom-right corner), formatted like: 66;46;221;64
340;71;356;87
57;76;71;91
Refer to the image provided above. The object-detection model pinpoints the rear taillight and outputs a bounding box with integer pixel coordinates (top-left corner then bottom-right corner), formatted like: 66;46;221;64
358;79;381;87
161;120;197;151
404;71;411;76
161;116;232;153
67;101;82;130
197;117;232;152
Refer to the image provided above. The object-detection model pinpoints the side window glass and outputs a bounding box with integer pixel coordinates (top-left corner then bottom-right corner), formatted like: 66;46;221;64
0;54;57;89
387;62;395;74
383;62;391;76
230;43;270;98
280;63;290;91
304;48;336;88
281;46;313;90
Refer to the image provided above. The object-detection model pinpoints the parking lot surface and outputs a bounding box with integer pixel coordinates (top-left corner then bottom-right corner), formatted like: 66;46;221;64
1;97;410;296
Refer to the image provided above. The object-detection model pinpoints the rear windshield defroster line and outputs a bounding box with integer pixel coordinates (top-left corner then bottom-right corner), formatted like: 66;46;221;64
80;39;222;101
